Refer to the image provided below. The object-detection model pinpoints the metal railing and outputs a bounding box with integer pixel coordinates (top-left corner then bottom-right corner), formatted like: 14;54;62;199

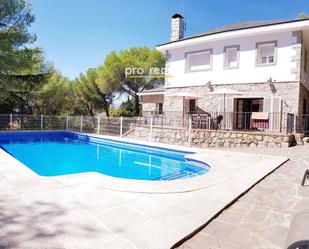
142;111;291;134
295;114;309;134
0;114;153;138
0;112;300;134
0;112;307;147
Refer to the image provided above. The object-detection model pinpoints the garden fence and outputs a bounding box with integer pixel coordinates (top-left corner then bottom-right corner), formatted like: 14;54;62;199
0;112;306;146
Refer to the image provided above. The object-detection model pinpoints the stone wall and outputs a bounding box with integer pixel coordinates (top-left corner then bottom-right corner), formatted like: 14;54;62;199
126;126;295;148
299;83;309;114
141;94;164;115
164;81;301;115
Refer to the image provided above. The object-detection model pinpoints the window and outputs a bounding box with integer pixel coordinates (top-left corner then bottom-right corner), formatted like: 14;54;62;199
189;99;196;113
186;50;212;72
224;46;239;68
256;42;277;66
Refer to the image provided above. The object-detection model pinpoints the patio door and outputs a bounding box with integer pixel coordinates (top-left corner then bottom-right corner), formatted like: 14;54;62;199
236;98;263;129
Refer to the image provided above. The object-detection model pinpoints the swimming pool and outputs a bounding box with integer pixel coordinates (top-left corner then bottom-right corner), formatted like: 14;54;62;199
0;131;209;181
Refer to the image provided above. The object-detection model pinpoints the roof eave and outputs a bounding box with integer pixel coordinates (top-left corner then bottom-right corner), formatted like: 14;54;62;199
156;19;309;52
137;91;165;96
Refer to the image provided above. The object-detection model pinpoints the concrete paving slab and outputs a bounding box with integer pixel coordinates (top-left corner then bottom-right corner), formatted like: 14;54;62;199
0;134;289;249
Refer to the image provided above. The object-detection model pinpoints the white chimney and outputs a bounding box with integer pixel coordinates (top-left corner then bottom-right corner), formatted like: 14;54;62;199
171;13;185;41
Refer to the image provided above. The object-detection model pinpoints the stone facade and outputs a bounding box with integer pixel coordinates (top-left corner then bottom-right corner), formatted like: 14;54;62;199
140;81;309;134
163;81;302;115
126;126;294;148
141;94;164;116
299;82;309;113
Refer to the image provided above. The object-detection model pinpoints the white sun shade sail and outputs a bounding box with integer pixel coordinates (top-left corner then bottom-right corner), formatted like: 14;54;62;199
168;92;200;99
207;88;244;95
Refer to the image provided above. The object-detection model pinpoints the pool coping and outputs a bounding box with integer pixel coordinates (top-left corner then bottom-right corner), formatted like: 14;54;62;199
0;130;289;194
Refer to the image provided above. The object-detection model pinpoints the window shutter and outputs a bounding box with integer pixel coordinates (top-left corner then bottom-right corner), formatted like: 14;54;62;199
263;97;272;112
272;97;282;114
263;97;282;132
225;97;234;112
225;97;234;129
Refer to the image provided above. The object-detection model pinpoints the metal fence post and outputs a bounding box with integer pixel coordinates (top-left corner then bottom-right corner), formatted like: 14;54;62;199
66;115;69;130
97;115;100;135
120;116;123;137
10;113;12;131
80;115;83;133
40;114;43;130
188;115;192;146
149;117;153;142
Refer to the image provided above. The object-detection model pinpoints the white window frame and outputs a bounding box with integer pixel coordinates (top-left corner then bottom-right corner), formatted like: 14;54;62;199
185;49;213;73
224;45;240;69
256;41;277;66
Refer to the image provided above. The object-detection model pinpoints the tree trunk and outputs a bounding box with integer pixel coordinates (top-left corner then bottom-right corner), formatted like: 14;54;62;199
134;94;140;115
103;105;110;117
86;104;97;130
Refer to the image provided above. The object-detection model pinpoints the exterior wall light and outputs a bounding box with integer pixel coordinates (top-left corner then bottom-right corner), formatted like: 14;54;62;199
206;81;213;92
268;77;276;93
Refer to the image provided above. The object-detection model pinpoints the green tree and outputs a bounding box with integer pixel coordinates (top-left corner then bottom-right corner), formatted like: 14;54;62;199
0;0;41;76
36;71;71;115
0;52;51;114
72;68;114;117
1;73;47;114
0;0;51;114
299;13;309;19
98;47;165;115
110;97;135;117
72;76;99;117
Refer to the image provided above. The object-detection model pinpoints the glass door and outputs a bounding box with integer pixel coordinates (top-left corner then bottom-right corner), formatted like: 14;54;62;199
236;98;263;130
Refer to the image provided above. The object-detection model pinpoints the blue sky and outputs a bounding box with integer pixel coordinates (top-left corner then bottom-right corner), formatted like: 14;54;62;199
30;0;309;79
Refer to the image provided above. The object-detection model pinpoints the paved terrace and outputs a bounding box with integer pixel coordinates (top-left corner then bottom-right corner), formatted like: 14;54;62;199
177;145;309;249
0;134;287;249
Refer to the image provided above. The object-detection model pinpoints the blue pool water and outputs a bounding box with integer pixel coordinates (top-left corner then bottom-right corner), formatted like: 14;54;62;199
0;132;209;181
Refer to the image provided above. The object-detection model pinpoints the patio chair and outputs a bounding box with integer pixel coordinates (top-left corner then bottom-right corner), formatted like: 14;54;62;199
216;115;223;130
285;210;309;249
191;114;200;129
209;115;223;130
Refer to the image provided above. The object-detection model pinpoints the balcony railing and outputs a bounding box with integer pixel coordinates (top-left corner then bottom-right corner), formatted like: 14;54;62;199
141;111;301;134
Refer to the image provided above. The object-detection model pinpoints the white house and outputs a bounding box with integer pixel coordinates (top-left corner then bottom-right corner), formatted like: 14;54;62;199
139;14;309;132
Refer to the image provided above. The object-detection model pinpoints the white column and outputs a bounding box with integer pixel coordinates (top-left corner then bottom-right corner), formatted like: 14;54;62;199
120;116;123;137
